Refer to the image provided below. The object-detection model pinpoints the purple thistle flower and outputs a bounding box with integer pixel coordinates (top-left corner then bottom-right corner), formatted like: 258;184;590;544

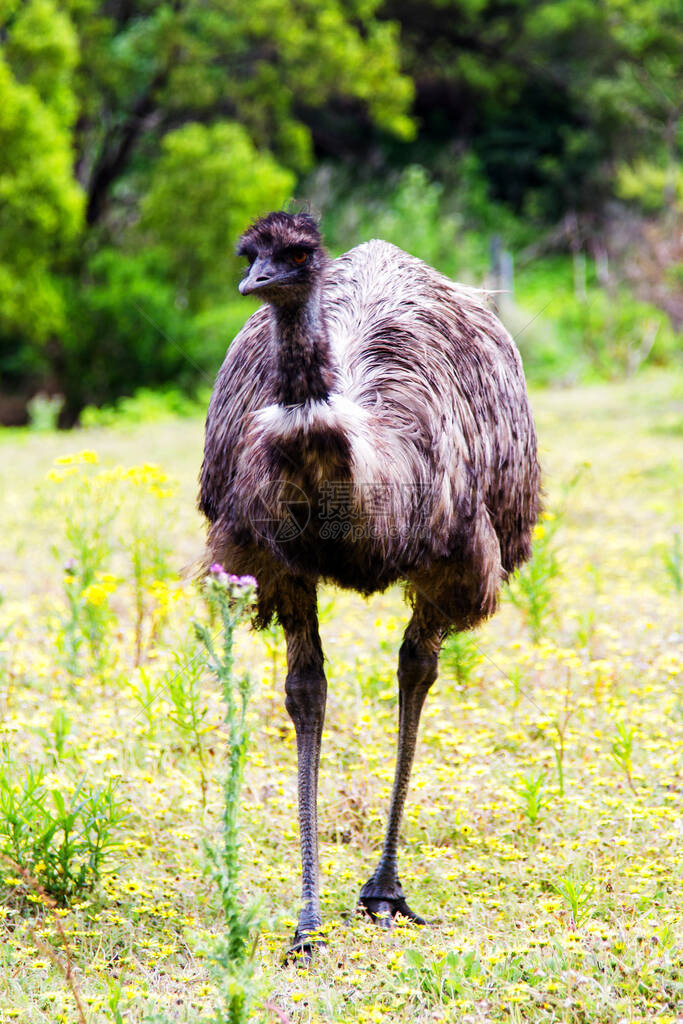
207;565;257;594
232;574;258;590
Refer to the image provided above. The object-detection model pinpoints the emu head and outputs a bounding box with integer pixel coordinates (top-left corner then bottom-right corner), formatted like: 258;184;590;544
237;211;326;307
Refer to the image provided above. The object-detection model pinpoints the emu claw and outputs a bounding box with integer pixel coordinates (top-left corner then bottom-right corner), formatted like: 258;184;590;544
283;932;326;968
359;895;427;928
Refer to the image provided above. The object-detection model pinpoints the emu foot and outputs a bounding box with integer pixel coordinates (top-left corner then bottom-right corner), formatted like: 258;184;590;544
283;930;326;968
358;877;427;929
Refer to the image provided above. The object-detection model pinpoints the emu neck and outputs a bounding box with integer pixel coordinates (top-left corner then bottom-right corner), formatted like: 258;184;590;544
272;293;337;406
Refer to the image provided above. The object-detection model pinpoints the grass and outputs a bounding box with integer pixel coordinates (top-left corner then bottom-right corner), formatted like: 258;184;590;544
0;369;681;1023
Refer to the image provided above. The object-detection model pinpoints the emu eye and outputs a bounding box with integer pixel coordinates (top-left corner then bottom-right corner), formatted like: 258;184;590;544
291;251;308;265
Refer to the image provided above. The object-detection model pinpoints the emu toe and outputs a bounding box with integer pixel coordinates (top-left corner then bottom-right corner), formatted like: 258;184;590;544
283;931;326;968
358;877;427;928
359;895;426;928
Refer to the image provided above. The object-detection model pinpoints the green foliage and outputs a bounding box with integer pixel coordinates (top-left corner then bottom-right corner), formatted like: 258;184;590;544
107;980;126;1024
512;770;553;826
59;248;198;417
4;0;79;127
319;161;681;388
0;0;679;416
0;1;82;365
0;0;411;415
501;304;580;386
35;707;73;765
42;454;177;673
26;391;64;431
59;552;117;678
550;869;595;928
617;158;682;214
510;245;681;384
508;469;592;641
0;47;83;371
549;686;577;798
401;946;482;1001
0;751;126;905
117;465;176;663
191;300;258;371
610;722;637;794
129;667;161;739
41;457;118;677
662;531;682;595
321;165;463;277
508;514;561;644
555;288;680;377
260;618;285;694
80;386;207;429
390;0;681;217
316;156;527;281
440;630;482;690
162;645;211;804
193;571;259;1024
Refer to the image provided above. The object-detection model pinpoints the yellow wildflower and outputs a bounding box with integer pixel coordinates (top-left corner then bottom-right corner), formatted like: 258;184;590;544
55;450;99;466
82;584;108;607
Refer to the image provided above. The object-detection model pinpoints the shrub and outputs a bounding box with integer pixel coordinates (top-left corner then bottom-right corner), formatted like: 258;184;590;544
193;568;259;1024
59;248;196;420
317;164;463;277
507;512;561;643
0;753;126;905
42;452;177;673
556;288;680;377
80;387;207;429
440;630;482;689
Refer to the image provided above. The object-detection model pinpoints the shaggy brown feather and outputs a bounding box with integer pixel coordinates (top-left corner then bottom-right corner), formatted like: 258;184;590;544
200;230;540;630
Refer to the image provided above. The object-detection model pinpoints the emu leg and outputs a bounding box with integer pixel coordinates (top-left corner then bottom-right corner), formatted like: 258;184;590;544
359;616;441;927
279;580;327;962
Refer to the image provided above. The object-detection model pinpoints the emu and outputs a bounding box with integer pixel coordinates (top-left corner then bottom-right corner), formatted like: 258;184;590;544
199;211;540;959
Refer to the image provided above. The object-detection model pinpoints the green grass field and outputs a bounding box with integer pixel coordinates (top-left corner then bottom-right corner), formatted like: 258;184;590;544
0;371;681;1023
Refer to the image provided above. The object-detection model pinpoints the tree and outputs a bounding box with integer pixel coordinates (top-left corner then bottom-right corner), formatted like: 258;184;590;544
0;1;83;388
0;0;413;417
67;0;413;227
374;0;681;221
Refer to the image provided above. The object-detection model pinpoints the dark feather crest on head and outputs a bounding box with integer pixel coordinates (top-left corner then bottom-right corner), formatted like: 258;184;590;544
237;211;323;257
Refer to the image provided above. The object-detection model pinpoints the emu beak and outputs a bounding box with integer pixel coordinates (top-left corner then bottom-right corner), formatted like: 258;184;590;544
239;257;278;296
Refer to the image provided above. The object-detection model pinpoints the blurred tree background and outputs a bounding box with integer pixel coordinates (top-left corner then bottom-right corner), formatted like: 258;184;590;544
0;0;680;423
